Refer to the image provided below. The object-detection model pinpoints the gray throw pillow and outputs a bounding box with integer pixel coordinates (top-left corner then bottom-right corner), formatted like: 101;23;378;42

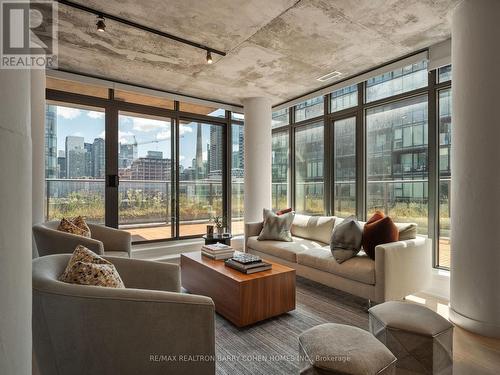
330;215;362;263
257;208;294;242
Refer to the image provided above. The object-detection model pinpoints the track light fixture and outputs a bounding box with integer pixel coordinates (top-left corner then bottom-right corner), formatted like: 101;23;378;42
57;1;226;58
96;15;106;32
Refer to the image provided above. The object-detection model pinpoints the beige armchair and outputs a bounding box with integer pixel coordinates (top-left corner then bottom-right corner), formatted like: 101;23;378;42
32;221;131;257
33;254;216;375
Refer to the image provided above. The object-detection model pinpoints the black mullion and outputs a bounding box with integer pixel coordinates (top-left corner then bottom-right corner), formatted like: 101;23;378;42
324;94;332;216
290;107;296;210
224;112;232;233
174;113;180;239
427;70;439;268
356;82;366;220
105;104;118;228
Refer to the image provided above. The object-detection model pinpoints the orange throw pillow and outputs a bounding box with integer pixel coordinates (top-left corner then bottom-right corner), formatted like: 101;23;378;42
362;212;399;260
276;208;293;215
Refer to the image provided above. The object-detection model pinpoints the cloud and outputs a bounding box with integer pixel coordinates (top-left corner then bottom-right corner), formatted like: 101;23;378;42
179;155;186;161
71;132;83;137
179;124;193;136
57;107;81;119
87;111;104;119
156;131;171;140
131;117;168;132
98;130;134;144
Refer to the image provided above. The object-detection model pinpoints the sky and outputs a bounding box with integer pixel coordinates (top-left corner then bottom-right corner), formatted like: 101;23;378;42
53;104;217;169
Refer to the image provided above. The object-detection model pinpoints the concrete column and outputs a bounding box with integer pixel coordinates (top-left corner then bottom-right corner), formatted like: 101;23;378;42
243;97;272;223
0;69;32;373
31;69;46;258
450;0;500;338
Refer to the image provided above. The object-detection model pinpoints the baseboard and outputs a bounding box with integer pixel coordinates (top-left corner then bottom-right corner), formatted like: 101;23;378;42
449;307;500;338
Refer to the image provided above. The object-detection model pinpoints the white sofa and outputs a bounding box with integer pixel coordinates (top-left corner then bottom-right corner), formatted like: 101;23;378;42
245;214;431;304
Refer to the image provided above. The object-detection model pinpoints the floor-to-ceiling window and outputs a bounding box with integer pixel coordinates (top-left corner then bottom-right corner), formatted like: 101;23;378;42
271;131;289;210
45;77;240;243
231;120;245;234
117;113;173;241
45;103;106;224
295;122;324;214
333;117;356;217
366;95;429;232
438;84;452;268
178;120;224;237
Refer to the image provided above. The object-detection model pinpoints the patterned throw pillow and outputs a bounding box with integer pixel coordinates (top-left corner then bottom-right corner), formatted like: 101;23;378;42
362;211;399;260
330;215;363;263
59;245;125;288
57;217;91;238
257;208;295;242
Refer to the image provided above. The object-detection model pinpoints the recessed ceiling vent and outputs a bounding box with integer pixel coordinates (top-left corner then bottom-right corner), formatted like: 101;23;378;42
316;71;342;82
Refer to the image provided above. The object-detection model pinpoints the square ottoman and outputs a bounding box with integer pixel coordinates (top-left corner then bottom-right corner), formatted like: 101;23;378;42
369;301;453;374
299;323;397;374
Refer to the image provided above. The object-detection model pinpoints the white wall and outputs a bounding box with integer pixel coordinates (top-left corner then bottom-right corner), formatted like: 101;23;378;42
0;69;33;374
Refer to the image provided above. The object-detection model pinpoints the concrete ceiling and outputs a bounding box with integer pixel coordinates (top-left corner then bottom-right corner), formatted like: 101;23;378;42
54;0;460;106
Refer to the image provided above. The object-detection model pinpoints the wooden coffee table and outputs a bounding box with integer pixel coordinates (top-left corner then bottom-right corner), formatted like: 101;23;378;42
181;251;296;327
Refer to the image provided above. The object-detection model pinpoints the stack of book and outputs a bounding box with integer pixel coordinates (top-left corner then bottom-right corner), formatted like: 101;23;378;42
201;242;234;260
224;253;272;274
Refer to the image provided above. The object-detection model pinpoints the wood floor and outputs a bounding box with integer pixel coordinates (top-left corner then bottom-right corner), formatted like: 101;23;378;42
214;276;500;375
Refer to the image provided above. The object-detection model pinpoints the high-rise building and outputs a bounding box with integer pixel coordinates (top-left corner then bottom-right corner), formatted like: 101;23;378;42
209;126;223;179
119;143;137;168
84;142;93;177
92;138;105;178
57;156;66;179
195;123;204;179
65;136;85;178
146;150;163;159
45;105;57;178
232;126;244;178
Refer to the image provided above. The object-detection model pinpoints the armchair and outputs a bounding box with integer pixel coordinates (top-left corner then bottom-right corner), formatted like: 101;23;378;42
32;221;131;257
33;255;216;375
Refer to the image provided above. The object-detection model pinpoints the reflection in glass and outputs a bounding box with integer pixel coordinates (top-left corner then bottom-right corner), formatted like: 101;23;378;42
438;89;452;268
334;117;356;217
231;124;244;234
45;104;106;223
272;108;289;128
366;96;428;232
295;122;324;214
331;85;358;113
438;65;452;83
272;131;289;210
295;96;324;122
117;113;172;240
366;60;428;102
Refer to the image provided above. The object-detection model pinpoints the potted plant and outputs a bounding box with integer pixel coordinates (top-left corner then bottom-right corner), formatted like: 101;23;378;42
210;215;226;235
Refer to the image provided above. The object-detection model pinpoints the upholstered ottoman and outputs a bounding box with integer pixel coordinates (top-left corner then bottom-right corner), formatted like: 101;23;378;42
298;323;397;375
369;301;453;374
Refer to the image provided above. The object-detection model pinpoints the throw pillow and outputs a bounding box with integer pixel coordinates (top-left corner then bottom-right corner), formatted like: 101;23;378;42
362;212;399;260
71;216;91;238
59;245;125;288
57;217;89;237
276;207;293;215
397;223;418;240
330;215;363;263
257;208;294;242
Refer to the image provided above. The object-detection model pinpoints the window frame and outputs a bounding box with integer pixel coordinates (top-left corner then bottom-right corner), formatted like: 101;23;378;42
271;59;452;270
45;87;242;244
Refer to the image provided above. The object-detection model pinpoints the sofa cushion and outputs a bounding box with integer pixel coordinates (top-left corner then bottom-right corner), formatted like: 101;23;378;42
335;217;417;240
330;215;363;263
291;214;336;244
297;247;375;285
247;236;325;262
363;212;399;260
258;208;294;242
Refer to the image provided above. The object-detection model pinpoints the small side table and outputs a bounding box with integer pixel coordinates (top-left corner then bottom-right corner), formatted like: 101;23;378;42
202;234;232;246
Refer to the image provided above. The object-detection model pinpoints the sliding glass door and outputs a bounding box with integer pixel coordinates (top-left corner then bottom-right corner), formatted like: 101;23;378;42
117;112;173;242
178;119;224;237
